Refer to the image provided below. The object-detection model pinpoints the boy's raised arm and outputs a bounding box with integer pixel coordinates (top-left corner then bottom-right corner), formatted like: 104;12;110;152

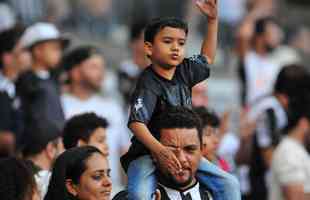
195;0;218;64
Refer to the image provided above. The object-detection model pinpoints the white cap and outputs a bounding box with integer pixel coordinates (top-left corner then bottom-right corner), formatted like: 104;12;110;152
20;22;69;49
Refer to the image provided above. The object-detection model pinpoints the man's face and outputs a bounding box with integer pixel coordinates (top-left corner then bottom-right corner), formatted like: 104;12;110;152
79;55;104;91
263;22;283;51
201;126;220;162
145;27;186;69
157;128;201;188
0;131;15;157
12;40;32;73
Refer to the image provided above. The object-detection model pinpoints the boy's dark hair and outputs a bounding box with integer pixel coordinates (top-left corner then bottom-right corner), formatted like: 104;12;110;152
22;121;62;158
62;113;109;150
130;20;148;42
193;106;220;129
152;106;202;145
274;64;310;98
144;17;188;43
0;157;37;200
0;24;25;69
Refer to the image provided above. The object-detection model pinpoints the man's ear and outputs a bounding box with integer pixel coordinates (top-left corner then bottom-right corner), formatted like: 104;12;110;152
77;139;87;147
65;179;78;196
46;142;57;160
144;41;153;58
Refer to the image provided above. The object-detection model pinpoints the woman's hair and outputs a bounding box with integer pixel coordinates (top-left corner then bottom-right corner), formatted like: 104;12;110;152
44;146;103;200
0;157;37;200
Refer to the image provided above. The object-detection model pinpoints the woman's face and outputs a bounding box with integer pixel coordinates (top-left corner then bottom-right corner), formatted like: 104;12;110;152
73;153;112;200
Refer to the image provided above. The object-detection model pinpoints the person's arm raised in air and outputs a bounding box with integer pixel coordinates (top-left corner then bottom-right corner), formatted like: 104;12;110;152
196;0;218;64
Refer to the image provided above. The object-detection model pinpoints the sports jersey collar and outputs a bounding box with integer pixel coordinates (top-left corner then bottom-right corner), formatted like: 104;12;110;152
158;181;202;200
150;65;177;82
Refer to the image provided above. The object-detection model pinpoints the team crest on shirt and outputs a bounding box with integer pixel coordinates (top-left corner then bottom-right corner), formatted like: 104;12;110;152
134;98;143;112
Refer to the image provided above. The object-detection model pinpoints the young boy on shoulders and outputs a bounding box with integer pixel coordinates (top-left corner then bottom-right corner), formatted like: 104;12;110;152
121;1;240;199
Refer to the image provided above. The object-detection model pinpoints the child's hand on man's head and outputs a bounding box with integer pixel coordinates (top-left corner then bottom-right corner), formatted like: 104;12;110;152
195;0;218;21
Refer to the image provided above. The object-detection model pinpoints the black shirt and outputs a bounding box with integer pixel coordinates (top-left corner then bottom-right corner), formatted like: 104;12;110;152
16;71;65;132
121;55;210;171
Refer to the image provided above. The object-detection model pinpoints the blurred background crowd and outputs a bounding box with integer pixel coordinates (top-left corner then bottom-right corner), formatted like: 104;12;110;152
1;0;310;200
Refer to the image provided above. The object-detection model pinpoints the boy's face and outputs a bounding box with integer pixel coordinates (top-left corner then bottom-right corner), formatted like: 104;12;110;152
145;27;186;69
201;126;220;162
34;40;63;69
86;127;109;157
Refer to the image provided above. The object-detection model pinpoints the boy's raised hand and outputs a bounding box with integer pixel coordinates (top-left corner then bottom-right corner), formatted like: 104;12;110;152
195;0;218;20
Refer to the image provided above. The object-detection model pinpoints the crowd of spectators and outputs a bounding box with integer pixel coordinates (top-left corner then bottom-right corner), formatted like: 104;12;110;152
1;0;310;200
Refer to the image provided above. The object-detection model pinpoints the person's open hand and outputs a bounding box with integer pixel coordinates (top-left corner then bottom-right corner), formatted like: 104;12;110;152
195;0;218;20
152;145;182;175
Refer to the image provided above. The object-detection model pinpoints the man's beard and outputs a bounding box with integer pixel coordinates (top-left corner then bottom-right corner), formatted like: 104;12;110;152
157;169;193;189
82;80;101;93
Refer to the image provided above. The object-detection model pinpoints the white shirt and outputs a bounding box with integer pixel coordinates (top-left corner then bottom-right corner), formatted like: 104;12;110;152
244;51;281;106
61;94;130;194
0;72;15;98
270;136;310;200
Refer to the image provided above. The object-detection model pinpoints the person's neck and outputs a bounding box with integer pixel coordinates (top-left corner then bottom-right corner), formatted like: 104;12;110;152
288;127;305;145
70;84;94;100
254;41;268;56
152;64;176;80
2;66;18;81
28;154;51;171
32;60;48;72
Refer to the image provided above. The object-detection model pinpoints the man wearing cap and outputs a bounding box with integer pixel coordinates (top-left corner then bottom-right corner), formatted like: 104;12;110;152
16;22;69;131
0;24;31;156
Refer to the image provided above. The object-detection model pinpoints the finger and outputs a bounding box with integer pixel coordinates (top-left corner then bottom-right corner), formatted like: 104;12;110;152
171;154;182;171
155;189;161;200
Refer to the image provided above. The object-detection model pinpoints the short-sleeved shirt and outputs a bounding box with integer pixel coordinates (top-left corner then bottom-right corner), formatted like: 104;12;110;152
270;136;310;200
121;55;210;171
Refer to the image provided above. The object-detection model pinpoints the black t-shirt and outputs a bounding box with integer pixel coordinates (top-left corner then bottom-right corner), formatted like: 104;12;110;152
121;55;210;171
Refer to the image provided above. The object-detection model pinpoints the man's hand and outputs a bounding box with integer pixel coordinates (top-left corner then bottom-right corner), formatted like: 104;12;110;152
152;145;182;174
195;0;218;20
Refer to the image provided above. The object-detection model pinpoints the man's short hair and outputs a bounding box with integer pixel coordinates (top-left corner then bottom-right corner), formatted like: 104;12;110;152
0;24;25;69
62;113;109;150
22;121;61;157
144;17;188;43
274;64;310;98
152;106;202;144
130;20;148;42
286;94;310;133
193;106;220;129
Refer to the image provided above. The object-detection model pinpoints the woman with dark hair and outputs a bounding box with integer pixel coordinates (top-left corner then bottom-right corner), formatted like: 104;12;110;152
44;146;112;200
0;157;39;200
